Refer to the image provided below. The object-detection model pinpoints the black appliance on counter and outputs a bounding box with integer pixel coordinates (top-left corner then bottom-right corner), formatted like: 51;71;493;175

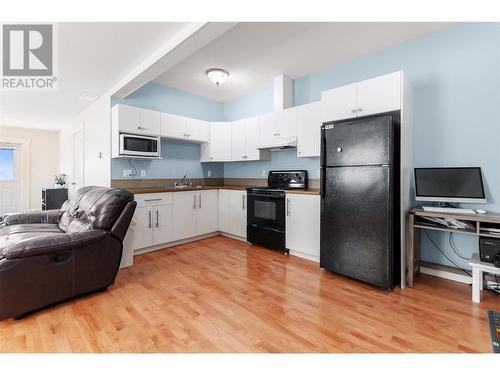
320;112;401;290
42;188;68;210
247;170;308;252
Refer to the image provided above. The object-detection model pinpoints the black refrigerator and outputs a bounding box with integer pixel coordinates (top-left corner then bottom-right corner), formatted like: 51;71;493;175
320;112;400;290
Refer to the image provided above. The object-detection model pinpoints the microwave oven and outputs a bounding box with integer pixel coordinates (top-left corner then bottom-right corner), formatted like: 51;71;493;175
119;133;160;158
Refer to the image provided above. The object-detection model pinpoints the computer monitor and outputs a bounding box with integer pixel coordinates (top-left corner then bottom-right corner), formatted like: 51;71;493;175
414;167;486;204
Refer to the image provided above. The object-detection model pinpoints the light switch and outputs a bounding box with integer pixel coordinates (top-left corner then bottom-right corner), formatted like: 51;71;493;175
262;170;267;177
207;170;212;177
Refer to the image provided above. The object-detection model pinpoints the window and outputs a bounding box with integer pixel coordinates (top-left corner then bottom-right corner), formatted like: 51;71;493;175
0;148;14;182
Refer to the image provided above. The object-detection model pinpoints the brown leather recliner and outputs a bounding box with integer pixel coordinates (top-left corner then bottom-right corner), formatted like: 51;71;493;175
0;186;136;320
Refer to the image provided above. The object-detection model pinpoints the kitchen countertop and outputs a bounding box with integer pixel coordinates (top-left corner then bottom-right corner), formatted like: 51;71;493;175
126;186;320;195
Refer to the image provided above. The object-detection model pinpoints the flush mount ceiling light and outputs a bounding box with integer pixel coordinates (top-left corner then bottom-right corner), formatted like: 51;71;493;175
206;68;229;86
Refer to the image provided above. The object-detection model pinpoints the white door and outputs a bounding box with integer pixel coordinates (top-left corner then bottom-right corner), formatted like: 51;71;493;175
115;104;142;133
276;107;297;139
356;71;401;116
161;113;187;140
196;190;218;235
218;190;231;233
229;191;247;238
140;108;161;135
231;119;246;161
258;112;277;147
321;83;357;122
296;101;322;158
71;128;84;197
0;144;21;215
286;194;320;261
186;118;209;143
245;116;261;161
210;122;231;161
152;205;173;245
172;191;197;240
132;207;153;250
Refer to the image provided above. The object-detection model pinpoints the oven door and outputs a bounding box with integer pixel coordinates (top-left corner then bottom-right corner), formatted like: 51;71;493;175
120;134;160;157
247;191;285;232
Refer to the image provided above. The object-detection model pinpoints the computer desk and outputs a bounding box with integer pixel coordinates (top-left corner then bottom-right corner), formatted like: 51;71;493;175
407;208;500;288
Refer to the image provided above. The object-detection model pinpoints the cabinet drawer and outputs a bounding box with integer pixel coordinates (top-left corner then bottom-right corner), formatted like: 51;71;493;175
135;193;173;207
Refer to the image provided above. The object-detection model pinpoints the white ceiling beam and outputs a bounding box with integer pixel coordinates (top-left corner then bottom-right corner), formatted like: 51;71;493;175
111;22;238;99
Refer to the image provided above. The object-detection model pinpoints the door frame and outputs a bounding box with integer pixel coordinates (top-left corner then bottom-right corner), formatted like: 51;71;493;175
71;124;85;198
0;136;31;211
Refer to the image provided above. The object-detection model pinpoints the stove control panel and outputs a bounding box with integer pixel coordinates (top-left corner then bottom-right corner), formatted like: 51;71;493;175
267;170;308;189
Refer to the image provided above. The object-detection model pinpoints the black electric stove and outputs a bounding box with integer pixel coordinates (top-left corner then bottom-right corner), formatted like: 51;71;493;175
246;170;308;252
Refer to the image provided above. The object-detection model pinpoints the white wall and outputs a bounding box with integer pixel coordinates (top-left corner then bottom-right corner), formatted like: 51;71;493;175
59;95;111;195
0;126;59;210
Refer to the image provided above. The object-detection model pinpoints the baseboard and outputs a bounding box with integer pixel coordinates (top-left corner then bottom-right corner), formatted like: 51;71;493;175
289;250;319;263
219;232;248;242
134;232;219;256
419;265;472;285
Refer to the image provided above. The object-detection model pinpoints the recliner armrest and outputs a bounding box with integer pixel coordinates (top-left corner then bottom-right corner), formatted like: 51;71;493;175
1;210;64;226
1;229;109;260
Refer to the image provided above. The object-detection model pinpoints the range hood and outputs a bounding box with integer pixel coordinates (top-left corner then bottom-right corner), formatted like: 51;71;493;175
257;136;297;150
256;74;297;151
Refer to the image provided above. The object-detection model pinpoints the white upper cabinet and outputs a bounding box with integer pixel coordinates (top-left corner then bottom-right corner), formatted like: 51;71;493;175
160;112;187;139
186;118;209;143
258;112;277;146
231;119;246;161
161;113;209;143
321;71;402;123
356;71;401;116
296;101;322;158
244;116;263;161
139;108;161;135
321;83;357;122
112;104;161;136
201;122;232;162
276;107;297;139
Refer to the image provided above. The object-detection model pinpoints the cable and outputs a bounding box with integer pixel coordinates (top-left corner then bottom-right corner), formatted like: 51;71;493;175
423;230;472;277
448;232;471;260
128;159;137;177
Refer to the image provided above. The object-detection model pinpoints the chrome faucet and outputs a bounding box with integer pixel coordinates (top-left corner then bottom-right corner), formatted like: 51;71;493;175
174;174;192;188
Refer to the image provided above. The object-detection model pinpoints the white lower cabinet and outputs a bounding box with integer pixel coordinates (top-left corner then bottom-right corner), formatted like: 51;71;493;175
219;189;246;238
132;193;174;250
285;194;320;261
173;190;218;241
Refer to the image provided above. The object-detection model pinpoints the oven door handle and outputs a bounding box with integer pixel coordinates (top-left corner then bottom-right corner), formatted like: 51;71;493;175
249;224;284;233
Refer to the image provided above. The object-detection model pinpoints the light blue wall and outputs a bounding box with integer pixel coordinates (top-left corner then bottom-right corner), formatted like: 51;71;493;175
113;81;224;121
111;82;224;179
223;86;273;121
222;23;500;269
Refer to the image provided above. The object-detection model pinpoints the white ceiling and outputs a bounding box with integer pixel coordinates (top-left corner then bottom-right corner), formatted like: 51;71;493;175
0;22;187;131
155;22;453;102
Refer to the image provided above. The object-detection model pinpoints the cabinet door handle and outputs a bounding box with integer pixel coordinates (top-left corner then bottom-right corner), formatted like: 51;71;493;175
149;210;152;228
193;194;196;209
145;198;163;202
242;195;245;210
199;193;202;209
351;109;356;114
286;198;291;216
156;209;159;227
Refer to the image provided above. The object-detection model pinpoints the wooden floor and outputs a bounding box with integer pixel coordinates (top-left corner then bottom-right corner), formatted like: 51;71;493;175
1;236;498;353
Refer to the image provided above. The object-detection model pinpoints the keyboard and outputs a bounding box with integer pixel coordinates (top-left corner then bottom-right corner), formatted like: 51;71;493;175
421;206;477;215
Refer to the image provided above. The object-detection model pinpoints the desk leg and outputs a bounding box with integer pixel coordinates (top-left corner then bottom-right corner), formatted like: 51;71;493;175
472;267;481;303
407;213;415;288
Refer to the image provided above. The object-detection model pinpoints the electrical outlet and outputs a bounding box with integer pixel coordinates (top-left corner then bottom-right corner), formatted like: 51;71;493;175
123;169;132;178
141;170;147;178
207;170;212;177
316;169;321;178
262;170;267;177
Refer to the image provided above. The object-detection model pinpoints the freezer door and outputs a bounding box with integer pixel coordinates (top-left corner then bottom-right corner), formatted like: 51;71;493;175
320;165;393;289
323;115;393;167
